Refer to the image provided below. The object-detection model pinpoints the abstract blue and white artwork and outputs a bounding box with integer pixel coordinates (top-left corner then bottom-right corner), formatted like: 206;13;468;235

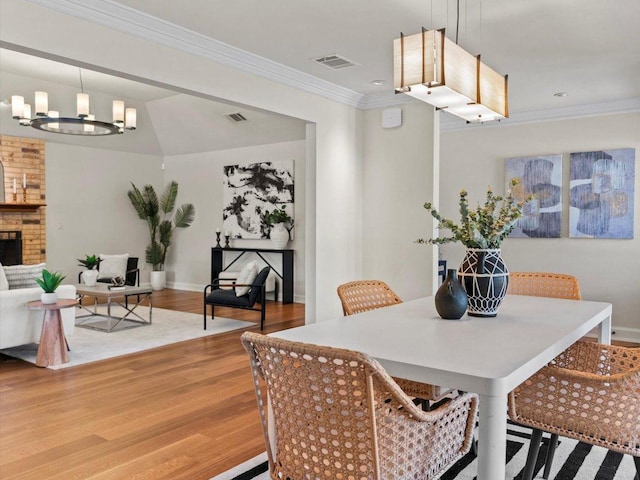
569;149;635;239
505;154;562;238
222;160;294;239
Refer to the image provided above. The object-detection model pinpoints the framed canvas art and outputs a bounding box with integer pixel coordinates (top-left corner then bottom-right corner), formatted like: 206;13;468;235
222;160;294;239
569;149;635;239
505;154;562;238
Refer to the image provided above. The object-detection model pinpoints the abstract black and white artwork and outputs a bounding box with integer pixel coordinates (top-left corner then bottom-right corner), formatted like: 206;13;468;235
505;154;562;238
569;149;635;239
222;160;294;239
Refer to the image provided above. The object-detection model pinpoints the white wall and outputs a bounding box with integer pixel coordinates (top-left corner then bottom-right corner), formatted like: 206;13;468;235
362;103;437;299
45;142;163;282
163;140;306;301
439;112;640;341
1;0;364;322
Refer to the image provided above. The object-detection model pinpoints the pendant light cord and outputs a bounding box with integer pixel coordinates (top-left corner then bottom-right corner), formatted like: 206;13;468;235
455;0;460;44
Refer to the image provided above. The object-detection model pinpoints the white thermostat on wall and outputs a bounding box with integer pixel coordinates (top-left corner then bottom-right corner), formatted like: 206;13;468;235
382;108;402;129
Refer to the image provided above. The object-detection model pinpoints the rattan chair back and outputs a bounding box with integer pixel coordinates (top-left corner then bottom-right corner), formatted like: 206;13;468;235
241;331;478;480
509;340;640;477
508;272;581;300
337;279;403;316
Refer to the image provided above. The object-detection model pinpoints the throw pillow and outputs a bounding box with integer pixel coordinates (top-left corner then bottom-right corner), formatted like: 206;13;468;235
0;262;8;291
3;263;46;289
98;254;130;280
235;260;259;297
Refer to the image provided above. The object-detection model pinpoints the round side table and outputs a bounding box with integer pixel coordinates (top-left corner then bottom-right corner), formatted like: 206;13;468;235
26;299;78;367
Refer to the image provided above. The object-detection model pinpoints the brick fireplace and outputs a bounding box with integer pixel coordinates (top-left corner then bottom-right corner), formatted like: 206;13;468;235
0;135;46;266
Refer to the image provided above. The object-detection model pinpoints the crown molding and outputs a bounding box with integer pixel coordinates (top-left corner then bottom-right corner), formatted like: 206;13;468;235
25;0;366;108
21;0;640;125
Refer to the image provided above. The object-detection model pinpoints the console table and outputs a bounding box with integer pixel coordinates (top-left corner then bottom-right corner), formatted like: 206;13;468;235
211;247;294;304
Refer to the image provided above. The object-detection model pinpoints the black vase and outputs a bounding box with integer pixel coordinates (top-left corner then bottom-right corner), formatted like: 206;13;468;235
435;269;468;319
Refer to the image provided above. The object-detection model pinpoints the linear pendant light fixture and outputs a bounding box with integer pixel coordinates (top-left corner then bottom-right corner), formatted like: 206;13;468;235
11;69;137;136
394;27;508;123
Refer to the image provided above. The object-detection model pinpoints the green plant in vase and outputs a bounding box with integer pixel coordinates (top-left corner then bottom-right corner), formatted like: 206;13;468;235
35;269;66;304
77;254;99;286
418;178;533;318
264;206;293;248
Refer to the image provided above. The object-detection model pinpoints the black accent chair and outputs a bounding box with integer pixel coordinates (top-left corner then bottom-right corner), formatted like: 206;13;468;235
204;266;270;331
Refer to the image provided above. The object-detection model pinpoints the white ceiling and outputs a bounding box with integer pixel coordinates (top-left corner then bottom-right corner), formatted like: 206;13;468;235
1;0;639;155
112;0;640;112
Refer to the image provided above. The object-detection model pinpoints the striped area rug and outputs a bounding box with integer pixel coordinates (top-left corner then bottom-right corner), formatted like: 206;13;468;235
210;424;637;480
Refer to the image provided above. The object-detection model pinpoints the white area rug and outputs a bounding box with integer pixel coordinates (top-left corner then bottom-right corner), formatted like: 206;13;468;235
0;306;254;370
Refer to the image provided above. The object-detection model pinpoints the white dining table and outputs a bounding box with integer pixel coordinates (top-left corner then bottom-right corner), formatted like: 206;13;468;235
270;294;612;480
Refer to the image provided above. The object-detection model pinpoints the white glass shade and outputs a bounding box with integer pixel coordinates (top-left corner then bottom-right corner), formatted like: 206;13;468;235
11;95;24;119
84;114;95;133
394;28;508;122
35;91;48;116
48;110;59;130
112;100;125;124
77;93;90;117
19;104;31;126
125;108;137;130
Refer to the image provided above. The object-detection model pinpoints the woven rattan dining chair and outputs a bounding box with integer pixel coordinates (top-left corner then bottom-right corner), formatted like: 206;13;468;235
508;340;640;480
507;272;581;300
241;331;478;480
506;271;583;470
337;280;456;406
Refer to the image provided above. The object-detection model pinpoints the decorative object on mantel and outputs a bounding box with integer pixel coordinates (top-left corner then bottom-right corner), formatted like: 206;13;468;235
394;26;508;123
78;254;99;286
434;269;468;319
127;181;195;291
264;206;293;249
34;269;66;304
418;179;531;317
10;68;137;136
214;228;222;248
224;231;230;249
222;160;294;239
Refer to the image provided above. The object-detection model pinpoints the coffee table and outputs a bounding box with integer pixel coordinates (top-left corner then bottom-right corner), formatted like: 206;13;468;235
75;284;152;332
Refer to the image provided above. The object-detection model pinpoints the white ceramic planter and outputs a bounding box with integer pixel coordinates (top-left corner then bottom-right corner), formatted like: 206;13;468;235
150;271;166;291
81;269;99;287
270;223;289;249
41;292;58;304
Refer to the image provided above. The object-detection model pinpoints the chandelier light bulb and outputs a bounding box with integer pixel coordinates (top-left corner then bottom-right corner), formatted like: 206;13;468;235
77;93;90;117
19;104;32;126
112;100;125;124
125;108;137;130
35;91;48;116
84;114;95;133
48;110;59;130
11;95;24;119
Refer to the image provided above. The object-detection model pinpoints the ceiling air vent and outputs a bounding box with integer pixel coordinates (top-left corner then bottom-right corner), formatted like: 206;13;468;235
312;54;359;70
226;112;248;122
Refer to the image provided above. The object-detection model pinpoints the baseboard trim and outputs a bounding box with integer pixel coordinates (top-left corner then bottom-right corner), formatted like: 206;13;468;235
584;325;640;345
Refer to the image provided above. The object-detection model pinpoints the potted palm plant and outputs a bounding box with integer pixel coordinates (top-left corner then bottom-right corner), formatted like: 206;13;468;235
35;269;66;304
77;254;99;286
128;180;195;290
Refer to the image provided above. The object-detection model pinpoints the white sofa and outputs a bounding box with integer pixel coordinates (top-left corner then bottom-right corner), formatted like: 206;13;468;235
0;284;76;349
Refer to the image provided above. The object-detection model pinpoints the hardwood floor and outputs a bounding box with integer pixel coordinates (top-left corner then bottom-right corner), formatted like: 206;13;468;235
0;290;304;480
